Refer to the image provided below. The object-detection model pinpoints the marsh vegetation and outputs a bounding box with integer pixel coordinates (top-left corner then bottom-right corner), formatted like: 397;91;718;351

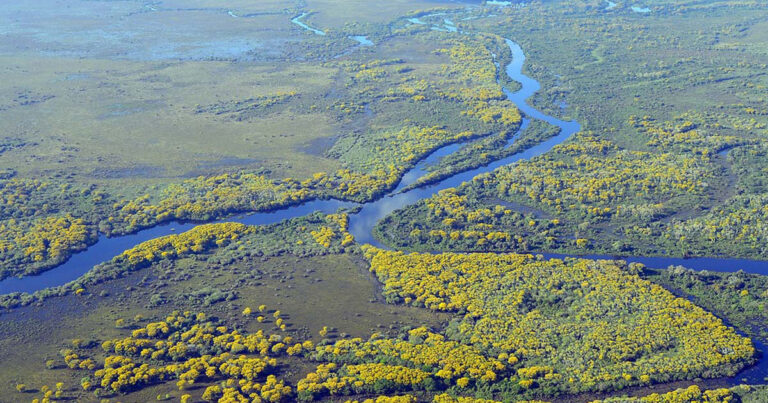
1;1;768;402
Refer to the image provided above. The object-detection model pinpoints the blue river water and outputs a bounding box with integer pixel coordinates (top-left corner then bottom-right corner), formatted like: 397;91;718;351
1;34;766;295
350;36;374;46
0;37;584;295
0;14;765;383
291;12;326;36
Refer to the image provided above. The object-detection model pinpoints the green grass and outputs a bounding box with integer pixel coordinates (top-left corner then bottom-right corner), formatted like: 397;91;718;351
378;0;768;261
0;56;343;185
0;2;528;279
0;251;448;400
2;1;768;401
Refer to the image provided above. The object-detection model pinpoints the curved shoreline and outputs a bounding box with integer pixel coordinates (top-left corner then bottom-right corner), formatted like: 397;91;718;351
6;7;767;296
0;8;765;388
0;37;575;295
291;12;326;36
1;31;767;292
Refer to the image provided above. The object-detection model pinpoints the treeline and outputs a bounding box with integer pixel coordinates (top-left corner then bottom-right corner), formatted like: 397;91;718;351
362;247;754;399
0;212;356;310
645;266;768;343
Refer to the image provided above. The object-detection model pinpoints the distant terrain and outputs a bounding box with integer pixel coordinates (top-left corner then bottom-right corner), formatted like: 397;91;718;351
0;1;766;403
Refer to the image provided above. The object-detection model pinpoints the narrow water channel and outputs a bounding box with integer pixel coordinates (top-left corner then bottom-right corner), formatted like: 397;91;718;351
1;8;765;385
0;38;578;295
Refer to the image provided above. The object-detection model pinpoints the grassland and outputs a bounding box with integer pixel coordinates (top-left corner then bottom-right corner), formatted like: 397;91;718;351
0;214;760;402
378;0;768;261
0;0;527;280
0;214;758;403
0;57;342;182
0;218;448;401
2;0;768;402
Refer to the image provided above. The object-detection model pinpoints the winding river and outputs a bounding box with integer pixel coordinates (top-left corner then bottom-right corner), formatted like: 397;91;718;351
0;38;579;296
291;12;326;36
1;12;766;384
